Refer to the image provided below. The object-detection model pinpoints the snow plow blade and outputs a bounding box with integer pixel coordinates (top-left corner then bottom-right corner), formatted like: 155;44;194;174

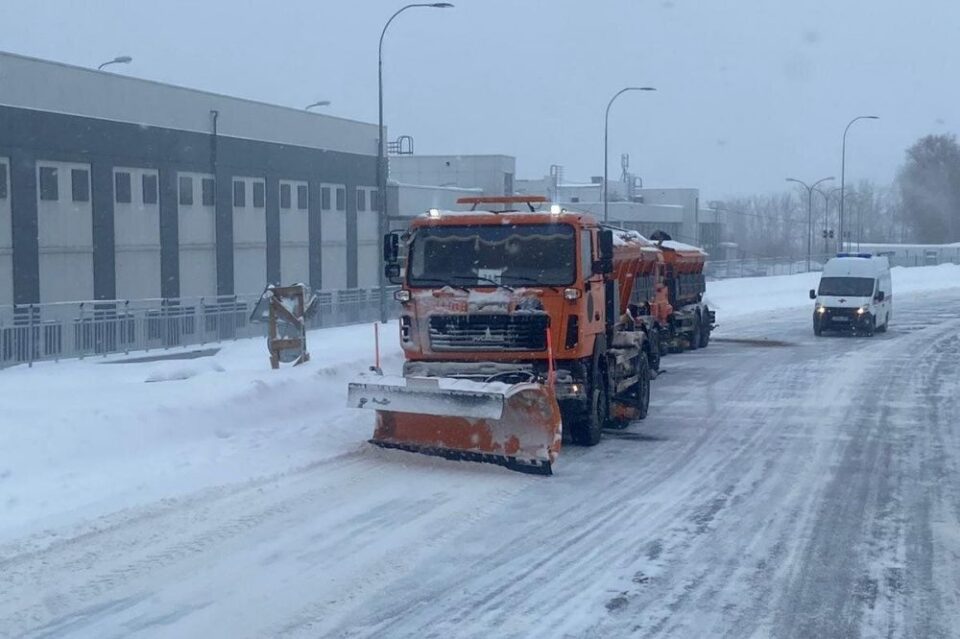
347;374;562;475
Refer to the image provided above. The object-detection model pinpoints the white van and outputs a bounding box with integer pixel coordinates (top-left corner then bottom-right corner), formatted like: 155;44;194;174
809;253;892;336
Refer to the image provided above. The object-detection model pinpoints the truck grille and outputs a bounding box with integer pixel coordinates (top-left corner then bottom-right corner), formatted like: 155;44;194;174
428;314;549;352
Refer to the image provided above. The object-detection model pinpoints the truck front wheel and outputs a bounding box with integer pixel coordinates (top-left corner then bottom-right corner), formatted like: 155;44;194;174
571;352;609;446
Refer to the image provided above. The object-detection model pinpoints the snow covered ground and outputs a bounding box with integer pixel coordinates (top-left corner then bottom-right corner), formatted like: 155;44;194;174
1;264;959;638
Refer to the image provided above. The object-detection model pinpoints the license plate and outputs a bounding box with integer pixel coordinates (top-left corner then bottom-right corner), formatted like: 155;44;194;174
832;316;849;322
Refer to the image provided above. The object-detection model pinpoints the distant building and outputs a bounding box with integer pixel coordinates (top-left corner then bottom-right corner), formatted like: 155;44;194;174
0;50;379;305
516;172;726;253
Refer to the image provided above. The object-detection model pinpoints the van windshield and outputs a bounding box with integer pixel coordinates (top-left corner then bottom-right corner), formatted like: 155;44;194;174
818;276;875;297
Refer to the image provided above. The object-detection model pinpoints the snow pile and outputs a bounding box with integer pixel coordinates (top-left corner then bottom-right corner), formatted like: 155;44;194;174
0;323;402;539
706;263;960;322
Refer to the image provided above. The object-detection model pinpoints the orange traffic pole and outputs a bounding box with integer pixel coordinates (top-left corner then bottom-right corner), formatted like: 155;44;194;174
546;328;556;388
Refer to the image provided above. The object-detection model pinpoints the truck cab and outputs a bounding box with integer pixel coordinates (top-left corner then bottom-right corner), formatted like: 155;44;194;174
810;253;892;336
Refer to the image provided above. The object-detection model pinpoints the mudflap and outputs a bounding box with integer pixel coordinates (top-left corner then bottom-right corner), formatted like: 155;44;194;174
347;374;562;475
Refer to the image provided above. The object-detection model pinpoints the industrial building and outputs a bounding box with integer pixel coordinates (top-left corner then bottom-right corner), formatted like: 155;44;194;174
0;49;727;311
0;51;380;306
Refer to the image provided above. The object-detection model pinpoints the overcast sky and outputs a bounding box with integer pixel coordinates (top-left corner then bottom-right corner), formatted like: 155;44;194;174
2;0;957;201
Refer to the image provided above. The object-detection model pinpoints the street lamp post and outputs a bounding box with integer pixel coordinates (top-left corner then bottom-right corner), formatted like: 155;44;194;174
840;115;879;250
603;87;656;223
378;3;454;323
97;55;132;71
305;100;331;110
814;186;844;255
787;176;834;271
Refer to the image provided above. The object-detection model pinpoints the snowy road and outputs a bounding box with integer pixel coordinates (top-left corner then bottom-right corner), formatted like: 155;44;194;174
2;284;960;638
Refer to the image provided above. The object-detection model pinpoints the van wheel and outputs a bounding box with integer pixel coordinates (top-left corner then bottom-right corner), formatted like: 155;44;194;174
814;321;822;337
865;316;876;337
877;314;889;333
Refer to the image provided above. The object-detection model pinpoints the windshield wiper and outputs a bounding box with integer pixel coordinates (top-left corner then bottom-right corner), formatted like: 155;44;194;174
449;274;514;292
409;278;470;293
499;275;560;292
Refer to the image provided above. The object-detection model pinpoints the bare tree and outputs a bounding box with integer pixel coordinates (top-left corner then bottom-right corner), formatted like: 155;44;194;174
898;133;960;243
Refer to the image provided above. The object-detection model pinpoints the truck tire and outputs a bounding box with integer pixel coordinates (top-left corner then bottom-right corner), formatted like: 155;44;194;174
813;320;822;336
646;329;661;372
688;313;702;351
698;306;711;348
865;316;876;337
571;344;609;446
877;314;889;333
635;352;651;420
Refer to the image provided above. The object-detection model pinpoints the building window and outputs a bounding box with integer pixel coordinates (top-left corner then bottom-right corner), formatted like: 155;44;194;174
142;174;158;205
202;178;216;206
0;164;7;199
233;180;246;208
280;183;292;209
72;169;90;202
336;187;346;211
321;186;331;210
179;176;194;206
356;188;366;212
253;181;265;208
297;185;308;210
39;166;58;201
115;171;132;203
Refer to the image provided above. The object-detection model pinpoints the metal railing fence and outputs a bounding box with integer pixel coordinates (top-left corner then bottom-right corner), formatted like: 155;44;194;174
0;287;398;369
3;247;959;369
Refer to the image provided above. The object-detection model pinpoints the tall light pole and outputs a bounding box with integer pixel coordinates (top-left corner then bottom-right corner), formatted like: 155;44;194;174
305;100;331;110
840;115;878;250
603;86;656;223
378;2;454;323
787;176;834;271
98;55;132;71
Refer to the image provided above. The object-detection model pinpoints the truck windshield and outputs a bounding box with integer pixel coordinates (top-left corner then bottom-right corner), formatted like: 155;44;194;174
818;276;875;297
408;224;576;287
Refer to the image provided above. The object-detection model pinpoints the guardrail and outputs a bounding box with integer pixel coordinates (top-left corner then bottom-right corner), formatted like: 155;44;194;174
0;288;397;369
706;249;960;280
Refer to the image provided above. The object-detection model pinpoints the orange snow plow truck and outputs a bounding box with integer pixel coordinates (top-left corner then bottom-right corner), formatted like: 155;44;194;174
347;197;662;475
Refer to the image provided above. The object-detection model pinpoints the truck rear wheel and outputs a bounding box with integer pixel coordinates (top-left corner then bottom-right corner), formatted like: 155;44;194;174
647;329;661;372
698;307;711;348
635;353;651;420
688;313;702;351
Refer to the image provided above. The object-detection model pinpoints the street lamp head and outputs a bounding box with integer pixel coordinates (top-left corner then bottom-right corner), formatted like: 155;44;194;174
430;2;454;7
305;100;332;110
113;56;133;64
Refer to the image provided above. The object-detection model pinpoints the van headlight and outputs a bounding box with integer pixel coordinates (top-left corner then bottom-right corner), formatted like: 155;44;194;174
816;305;827;314
857;306;867;315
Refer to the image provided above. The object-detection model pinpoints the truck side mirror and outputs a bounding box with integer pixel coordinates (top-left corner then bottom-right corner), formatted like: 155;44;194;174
383;232;399;263
383;232;404;284
809;289;817;300
593;229;614;275
875;291;885;302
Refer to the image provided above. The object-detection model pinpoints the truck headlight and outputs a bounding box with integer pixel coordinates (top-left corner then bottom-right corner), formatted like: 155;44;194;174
816;305;826;314
857;306;867;315
563;288;581;300
394;289;411;303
